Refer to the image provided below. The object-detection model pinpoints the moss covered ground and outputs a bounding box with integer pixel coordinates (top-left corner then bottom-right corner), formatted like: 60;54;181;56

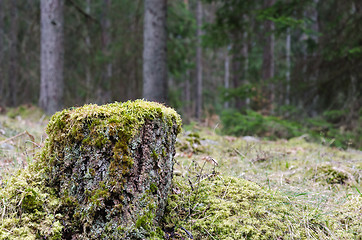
0;105;361;239
169;126;361;239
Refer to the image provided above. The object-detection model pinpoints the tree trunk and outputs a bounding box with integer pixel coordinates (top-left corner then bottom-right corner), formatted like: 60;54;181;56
183;69;191;122
143;0;168;103
224;49;230;109
261;0;275;113
8;0;18;107
39;0;64;114
98;0;112;104
309;0;319;117
0;0;3;104
285;28;291;106
231;36;248;110
195;0;203;119
85;0;93;102
242;28;249;107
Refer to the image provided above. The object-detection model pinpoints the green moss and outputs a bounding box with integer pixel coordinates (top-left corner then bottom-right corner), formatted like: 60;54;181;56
308;163;356;185
150;182;158;194
332;196;362;238
164;175;350;239
151;149;159;160
0;170;63;239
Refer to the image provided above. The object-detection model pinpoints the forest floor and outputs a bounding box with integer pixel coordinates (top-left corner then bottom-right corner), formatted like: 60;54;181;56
0;105;361;239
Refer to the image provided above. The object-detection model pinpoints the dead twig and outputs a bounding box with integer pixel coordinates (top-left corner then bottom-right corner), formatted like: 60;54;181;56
0;131;35;146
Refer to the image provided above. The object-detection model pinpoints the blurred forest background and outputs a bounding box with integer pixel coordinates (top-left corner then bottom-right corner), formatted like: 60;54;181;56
0;0;361;149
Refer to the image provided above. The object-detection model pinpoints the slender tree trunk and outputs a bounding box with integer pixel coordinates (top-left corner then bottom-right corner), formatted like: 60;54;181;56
85;0;92;102
231;38;247;110
224;49;230;109
242;28;249;107
0;0;4;104
231;16;249;111
143;0;168;103
183;69;191;122
99;0;112;104
310;0;319;116
261;0;275;113
39;0;64;114
285;28;291;105
195;0;203;119
8;0;18;107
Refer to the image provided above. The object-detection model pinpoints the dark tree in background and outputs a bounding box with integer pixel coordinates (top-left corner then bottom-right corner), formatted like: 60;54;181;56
0;0;4;104
261;0;275;113
195;0;203;119
98;0;112;104
8;0;18;107
143;0;168;103
39;0;64;114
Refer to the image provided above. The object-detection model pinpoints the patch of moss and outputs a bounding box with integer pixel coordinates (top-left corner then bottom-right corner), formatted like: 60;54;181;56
176;131;207;154
0;169;63;239
164;175;348;239
308;163;356;185
332;196;362;238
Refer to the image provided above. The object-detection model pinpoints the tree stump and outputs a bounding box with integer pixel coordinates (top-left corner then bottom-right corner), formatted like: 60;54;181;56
37;100;181;239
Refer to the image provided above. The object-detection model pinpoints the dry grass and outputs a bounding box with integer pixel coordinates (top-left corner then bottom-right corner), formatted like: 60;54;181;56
0;107;48;179
173;125;361;239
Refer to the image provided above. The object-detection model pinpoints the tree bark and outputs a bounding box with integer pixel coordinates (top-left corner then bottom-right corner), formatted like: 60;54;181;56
143;0;168;103
85;0;93;102
39;0;64;114
0;0;3;104
285;28;291;105
98;0;112;104
195;0;203;119
224;49;230;109
8;0;18;107
261;0;275;113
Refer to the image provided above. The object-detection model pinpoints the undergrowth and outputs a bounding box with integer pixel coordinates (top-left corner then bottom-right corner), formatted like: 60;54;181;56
220;109;362;150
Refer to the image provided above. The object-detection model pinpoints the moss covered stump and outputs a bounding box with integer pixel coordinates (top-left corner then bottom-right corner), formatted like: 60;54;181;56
36;100;181;239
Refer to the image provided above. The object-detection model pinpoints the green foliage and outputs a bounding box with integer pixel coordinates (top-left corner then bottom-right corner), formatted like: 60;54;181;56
167;1;196;78
221;109;361;149
322;109;347;123
221;109;303;139
220;84;255;103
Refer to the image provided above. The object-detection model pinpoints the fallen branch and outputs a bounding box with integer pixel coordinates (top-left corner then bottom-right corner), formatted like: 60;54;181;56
0;131;35;146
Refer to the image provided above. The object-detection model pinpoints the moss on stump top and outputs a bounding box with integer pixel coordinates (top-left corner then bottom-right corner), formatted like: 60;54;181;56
45;99;181;147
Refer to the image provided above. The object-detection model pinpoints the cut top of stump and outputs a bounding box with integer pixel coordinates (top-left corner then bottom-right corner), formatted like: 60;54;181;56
35;99;182;239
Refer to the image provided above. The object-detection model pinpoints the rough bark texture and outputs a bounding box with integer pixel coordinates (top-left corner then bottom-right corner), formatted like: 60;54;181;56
0;0;3;104
98;0;112;104
39;0;64;115
285;28;291;105
143;0;168;103
261;0;275;113
8;0;18;107
37;100;181;239
195;0;203;119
